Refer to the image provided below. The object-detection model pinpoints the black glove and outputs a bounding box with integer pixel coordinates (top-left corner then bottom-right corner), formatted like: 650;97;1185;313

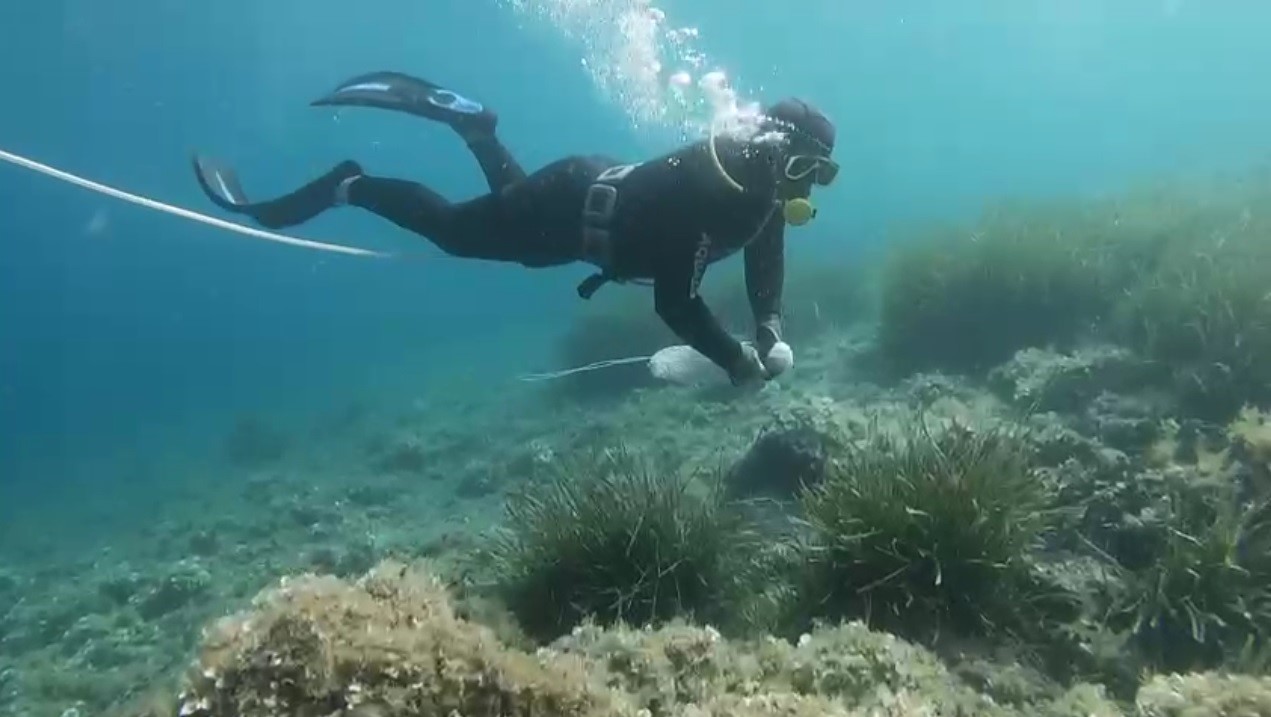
728;342;769;387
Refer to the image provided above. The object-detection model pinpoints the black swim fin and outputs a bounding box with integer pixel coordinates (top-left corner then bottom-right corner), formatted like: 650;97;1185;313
191;154;363;229
192;154;251;213
310;71;496;134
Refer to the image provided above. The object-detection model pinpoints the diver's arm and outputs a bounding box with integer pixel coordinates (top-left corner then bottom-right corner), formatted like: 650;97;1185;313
744;217;785;353
653;246;748;375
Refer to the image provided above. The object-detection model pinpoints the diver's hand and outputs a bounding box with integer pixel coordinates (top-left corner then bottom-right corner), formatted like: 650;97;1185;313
756;320;781;357
728;343;770;387
755;320;793;378
764;341;794;378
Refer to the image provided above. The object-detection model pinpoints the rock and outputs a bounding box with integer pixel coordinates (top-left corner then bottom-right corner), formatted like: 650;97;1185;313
728;402;847;498
1137;672;1271;717
137;560;211;620
952;658;1059;708
988;344;1161;413
1023;413;1104;467
1079;391;1166;452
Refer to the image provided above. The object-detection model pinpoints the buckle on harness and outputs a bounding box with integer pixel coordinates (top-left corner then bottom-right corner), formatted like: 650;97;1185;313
583;183;619;224
581;179;621;270
576;163;637;299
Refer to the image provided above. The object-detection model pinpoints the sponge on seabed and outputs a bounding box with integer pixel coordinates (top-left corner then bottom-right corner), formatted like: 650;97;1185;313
649;342;794;386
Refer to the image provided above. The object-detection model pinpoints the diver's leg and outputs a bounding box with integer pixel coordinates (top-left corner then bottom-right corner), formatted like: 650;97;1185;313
346;156;586;268
459;132;527;194
343;175;518;262
309;70;528;192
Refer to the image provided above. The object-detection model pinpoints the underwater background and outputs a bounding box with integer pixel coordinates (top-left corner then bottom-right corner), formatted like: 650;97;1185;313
4;0;1271;715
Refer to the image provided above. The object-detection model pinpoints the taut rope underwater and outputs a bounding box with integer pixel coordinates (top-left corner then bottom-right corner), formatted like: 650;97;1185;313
0;148;387;258
517;355;653;382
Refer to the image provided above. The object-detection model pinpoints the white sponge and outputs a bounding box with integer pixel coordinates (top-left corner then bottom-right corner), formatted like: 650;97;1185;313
648;341;794;386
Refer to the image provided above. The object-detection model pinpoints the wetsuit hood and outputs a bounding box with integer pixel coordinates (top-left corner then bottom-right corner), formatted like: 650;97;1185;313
764;98;835;155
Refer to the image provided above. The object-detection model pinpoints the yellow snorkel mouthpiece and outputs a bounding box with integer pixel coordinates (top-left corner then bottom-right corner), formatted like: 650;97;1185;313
783;197;816;226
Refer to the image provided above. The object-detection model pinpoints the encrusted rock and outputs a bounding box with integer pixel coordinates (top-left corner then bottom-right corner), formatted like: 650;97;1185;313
1136;672;1271;717
988;344;1161;413
1080;391;1167;452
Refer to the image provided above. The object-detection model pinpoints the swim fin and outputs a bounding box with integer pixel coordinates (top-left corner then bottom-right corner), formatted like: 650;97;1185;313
191;154;363;229
310;71;497;134
192;154;251;213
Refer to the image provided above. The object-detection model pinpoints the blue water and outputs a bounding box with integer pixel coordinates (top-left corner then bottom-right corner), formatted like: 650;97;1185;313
2;0;1270;510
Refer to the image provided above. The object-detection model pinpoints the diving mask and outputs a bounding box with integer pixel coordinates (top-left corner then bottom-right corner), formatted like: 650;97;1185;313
784;154;839;186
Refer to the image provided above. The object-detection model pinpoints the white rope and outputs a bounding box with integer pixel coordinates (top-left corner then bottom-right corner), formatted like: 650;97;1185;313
518;355;652;382
0;148;387;258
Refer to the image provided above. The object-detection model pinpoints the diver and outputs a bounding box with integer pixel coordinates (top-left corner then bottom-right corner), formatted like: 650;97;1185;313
191;71;839;387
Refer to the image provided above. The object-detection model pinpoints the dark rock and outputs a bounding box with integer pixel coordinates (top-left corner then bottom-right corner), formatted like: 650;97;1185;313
729;406;845;498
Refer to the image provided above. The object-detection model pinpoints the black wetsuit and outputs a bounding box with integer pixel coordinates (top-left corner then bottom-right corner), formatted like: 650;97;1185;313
237;132;786;374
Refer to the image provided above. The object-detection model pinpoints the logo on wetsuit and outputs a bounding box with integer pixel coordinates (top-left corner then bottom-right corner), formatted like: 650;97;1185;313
690;233;712;298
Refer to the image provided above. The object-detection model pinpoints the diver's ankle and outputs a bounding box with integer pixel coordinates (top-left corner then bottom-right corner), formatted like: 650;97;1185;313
458;127;495;146
455;109;499;144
